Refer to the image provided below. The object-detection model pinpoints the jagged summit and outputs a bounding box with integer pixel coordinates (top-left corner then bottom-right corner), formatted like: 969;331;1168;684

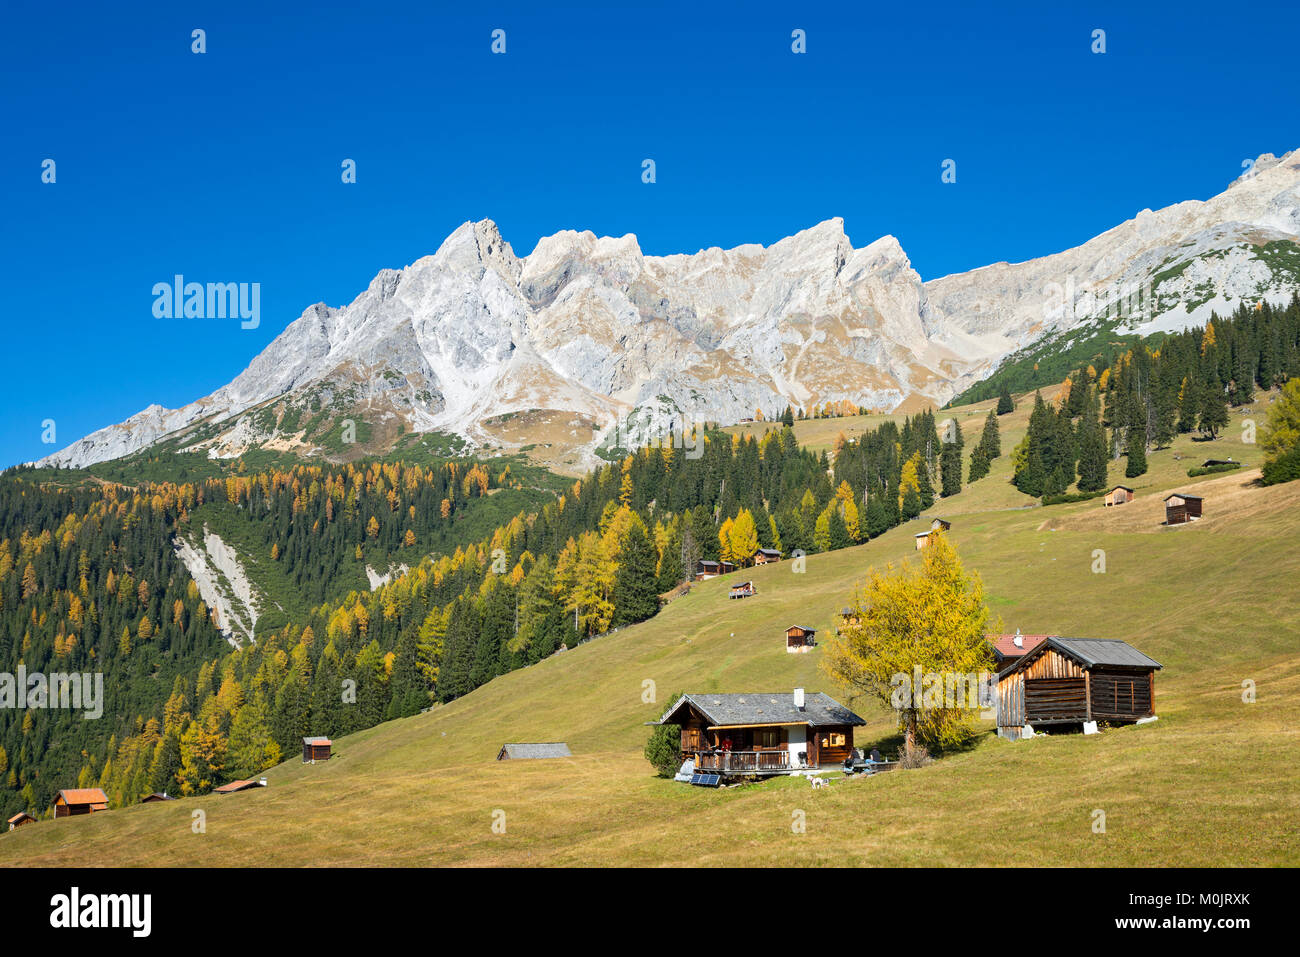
38;151;1300;470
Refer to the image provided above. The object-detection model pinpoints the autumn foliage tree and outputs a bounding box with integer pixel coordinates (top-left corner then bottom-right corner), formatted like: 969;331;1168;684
822;533;994;756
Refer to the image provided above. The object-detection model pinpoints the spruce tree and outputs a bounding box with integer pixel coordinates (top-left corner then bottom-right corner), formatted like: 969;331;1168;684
997;385;1014;415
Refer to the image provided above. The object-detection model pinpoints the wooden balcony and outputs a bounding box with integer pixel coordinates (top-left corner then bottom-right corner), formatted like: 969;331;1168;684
693;750;791;774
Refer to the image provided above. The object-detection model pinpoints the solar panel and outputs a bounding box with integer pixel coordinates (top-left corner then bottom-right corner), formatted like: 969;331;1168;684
689;773;721;787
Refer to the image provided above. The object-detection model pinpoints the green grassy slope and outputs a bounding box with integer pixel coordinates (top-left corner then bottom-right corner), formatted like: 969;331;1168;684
4;395;1297;867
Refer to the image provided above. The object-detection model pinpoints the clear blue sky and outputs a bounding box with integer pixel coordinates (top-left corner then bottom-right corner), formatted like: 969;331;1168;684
3;0;1297;467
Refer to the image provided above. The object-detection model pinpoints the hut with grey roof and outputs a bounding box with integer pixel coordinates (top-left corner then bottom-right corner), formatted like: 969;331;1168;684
995;637;1162;740
496;742;572;760
653;689;865;777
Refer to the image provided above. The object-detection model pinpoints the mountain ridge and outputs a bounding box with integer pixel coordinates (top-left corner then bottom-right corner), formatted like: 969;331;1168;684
39;149;1300;471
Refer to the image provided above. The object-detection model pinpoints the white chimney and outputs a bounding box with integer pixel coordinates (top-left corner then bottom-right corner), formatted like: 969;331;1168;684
258;778;268;787
1012;628;1023;649
793;688;805;710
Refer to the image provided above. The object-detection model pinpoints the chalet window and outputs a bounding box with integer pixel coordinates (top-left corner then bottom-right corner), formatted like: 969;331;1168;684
823;733;845;747
756;729;780;748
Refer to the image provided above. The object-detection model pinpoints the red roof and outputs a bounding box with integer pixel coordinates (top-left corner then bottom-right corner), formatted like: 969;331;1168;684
55;788;108;806
7;811;35;823
214;779;265;794
990;634;1050;659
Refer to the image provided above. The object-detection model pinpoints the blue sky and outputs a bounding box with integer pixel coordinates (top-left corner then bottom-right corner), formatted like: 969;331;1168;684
2;0;1297;467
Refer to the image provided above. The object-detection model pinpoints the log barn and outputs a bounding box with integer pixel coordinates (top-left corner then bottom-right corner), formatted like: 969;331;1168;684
7;811;36;831
52;788;108;818
995;637;1162;740
653;689;865;778
1164;493;1203;525
1103;485;1134;506
694;559;737;581
140;792;175;803
302;736;332;763
785;625;816;652
753;548;782;565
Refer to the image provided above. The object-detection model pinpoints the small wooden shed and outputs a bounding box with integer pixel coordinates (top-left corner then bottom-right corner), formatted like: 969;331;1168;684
753;548;782;565
785;625;816;653
914;518;952;550
496;743;572;760
140;792;175;804
302;736;333;763
995;637;1162;740
694;559;737;581
52;788;108;818
7;811;36;831
1103;485;1134;507
1164;493;1203;525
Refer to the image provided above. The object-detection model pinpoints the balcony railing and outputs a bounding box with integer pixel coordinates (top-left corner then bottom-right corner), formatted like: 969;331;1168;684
693;750;791;773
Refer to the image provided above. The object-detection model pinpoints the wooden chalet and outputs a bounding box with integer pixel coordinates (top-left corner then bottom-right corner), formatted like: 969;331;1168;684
302;736;332;763
836;606;860;634
496;742;572;760
655;689;865;777
914;518;952;550
140;792;175;804
7;811;36;831
1103;485;1134;507
214;778;267;794
989;631;1049;668
694;559;737;581
729;580;756;599
995;637;1162;740
52;788;108;818
753;548;782;565
785;625;816;653
1164;493;1203;525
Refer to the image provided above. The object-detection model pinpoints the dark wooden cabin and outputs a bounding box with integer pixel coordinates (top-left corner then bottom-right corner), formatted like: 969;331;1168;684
995;637;1162;740
785;625;816;653
753;548;782;565
653;689;865;777
7;811;36;831
302;736;332;763
140;792;175;804
1164;493;1203;525
694;559;737;581
52;788;108;818
729;580;756;599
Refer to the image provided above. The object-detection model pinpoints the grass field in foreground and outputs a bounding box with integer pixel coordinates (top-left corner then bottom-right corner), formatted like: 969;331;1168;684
4;398;1297;866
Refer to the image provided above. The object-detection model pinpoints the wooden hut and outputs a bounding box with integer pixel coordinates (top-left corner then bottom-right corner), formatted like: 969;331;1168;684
785;625;817;653
694;559;737;581
214;778;267;794
1103;485;1134;507
496;743;572;760
729;580;756;599
302;736;332;763
7;811;36;831
995;637;1162;740
140;792;175;803
52;788;108;818
914;518;952;550
1164;493;1203;525
753;548;782;565
653;689;865;778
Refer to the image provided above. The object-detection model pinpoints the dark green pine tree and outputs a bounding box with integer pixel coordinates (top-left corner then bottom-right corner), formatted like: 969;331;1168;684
614;521;661;626
968;444;990;483
1198;381;1230;439
1125;423;1148;478
781;405;795;427
1075;395;1109;493
997;385;1015;415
